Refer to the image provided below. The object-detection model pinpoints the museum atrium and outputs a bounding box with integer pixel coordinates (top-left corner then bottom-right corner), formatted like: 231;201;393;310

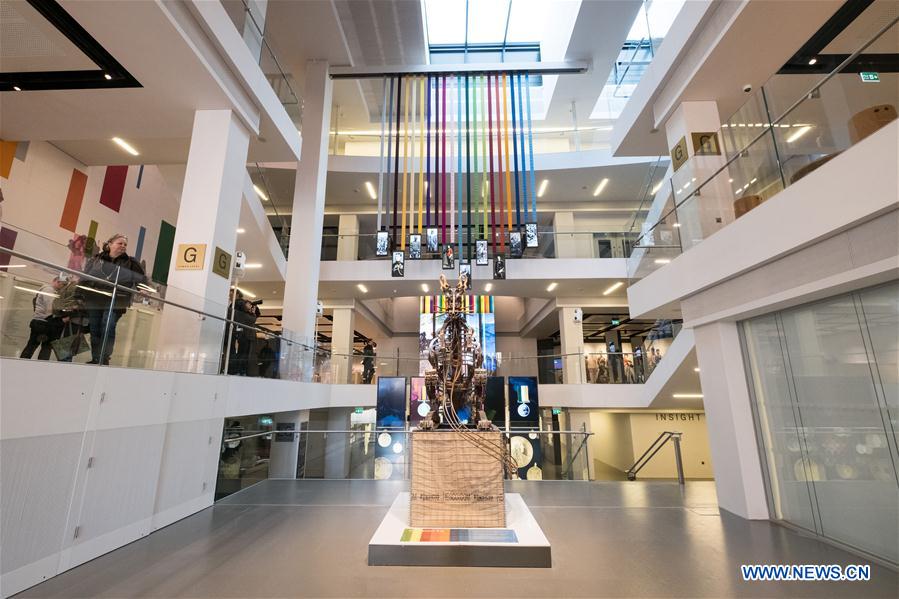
0;0;897;596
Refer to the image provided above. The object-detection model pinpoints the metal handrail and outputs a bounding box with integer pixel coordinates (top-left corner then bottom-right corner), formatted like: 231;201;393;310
223;428;594;444
626;430;684;484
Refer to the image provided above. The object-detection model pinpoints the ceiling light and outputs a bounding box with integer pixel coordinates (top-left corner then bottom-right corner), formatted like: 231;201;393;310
104;73;112;80
14;285;58;298
421;283;429;293
236;228;246;234
728;178;734;183
673;393;704;399
651;181;664;195
365;181;377;200
546;282;558;292
233;286;256;298
592;178;609;197
537;179;549;198
244;263;263;269
602;282;623;296
786;125;812;143
0;264;25;268
253;184;269;201
357;284;368;293
13;86;21;92
808;58;817;65
694;368;700;372
112;137;139;156
654;258;671;264
484;283;493;292
750;178;757;184
672;223;681;228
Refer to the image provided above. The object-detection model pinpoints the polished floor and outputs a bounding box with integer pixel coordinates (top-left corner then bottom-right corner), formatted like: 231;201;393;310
18;480;898;598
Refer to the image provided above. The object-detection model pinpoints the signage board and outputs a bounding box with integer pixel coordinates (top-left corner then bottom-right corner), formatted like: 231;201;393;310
859;72;880;82
212;246;232;279
691;131;721;155
175;243;206;270
670;136;688;172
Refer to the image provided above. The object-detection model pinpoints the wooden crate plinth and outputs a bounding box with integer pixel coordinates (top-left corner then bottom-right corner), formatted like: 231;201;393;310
410;431;505;528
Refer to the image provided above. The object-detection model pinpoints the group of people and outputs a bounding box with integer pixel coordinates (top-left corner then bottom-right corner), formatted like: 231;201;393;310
20;233;147;365
582;345;664;384
222;288;262;376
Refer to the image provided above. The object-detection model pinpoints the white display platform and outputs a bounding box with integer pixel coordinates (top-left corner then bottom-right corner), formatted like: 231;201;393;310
368;492;551;567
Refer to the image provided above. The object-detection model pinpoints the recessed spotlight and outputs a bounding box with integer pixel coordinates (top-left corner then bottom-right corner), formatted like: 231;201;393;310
244;263;262;269
365;181;377;199
236;228;246;234
672;223;681;228
546;282;559;292
484;283;493;292
728;178;734;183
253;184;269;201
602;281;623;296
421;283;429;293
694;367;700;372
112;137;139;156
104;73;112;80
537;179;549;198
808;58;817;65
357;284;368;293
786;125;812;143
654;258;671;264
13;86;21;91
592;178;609;197
673;393;703;399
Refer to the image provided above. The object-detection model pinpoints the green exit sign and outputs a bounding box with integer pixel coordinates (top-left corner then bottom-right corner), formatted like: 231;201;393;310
354;407;364;414
611;319;620;326
552;408;562;415
860;72;880;82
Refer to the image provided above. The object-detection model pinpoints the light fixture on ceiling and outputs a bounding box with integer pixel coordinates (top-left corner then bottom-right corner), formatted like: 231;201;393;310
13;86;21;92
808;58;817;65
236;228;246;234
13;285;58;298
602;281;623;296
0;264;26;268
592;178;609;197
651;181;664;195
673;393;703;399
484;283;493;292
537;179;549;198
244;263;263;269
546;282;558;292
112;137;139;156
253;184;269;201
672;223;681;228
357;283;368;293
654;258;671;264
104;73;112;80
694;367;700;372
750;178;757;184
233;285;256;298
421;283;429;293
786;125;812;143
365;181;377;200
728;178;734;183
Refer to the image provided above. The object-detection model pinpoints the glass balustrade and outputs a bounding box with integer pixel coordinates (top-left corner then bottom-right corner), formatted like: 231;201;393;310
628;17;899;279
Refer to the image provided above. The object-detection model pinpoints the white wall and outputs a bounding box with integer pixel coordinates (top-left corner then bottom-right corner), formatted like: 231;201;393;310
627;412;713;479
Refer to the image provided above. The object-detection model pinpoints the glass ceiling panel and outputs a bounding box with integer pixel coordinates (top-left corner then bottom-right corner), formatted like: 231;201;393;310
466;0;511;44
504;0;545;43
626;0;685;43
425;0;468;45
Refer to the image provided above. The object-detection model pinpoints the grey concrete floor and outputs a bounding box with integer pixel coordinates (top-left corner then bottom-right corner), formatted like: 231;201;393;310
17;479;898;598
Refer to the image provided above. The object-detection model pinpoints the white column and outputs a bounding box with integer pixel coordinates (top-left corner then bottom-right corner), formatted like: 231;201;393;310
325;407;352;479
336;214;359;261
268;410;305;478
330;302;356;383
553;212;576;258
282;61;332;349
558;307;584;384
693;321;769;519
663;101;732;251
156;109;250;373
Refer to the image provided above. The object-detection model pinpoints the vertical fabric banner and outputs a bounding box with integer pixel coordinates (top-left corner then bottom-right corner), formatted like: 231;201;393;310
526;73;537;222
510;73;521;230
465;75;472;262
418;76;425;233
384;77;395;233
516;74;528;224
377;77;389;231
441;76;448;244
392;77;403;240
425;76;431;227
401;77;411;250
457;75;464;257
487;75;497;253
502;75;513;235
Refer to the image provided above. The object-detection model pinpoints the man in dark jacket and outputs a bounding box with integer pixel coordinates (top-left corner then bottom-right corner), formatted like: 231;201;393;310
82;233;146;365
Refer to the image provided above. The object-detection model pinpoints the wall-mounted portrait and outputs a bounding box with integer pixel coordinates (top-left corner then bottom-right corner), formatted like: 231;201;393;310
525;223;538;248
426;228;439;254
493;254;506;280
476;239;488;265
409;234;422;259
376;231;389;257
459;262;471;289
509;231;523;258
442;245;455;269
391;251;405;277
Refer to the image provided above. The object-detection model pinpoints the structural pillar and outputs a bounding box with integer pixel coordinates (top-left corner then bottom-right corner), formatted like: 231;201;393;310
156;109;250;373
558;307;584;384
693;321;769;519
336;214;359;261
282;61;332;373
663;101;731;251
330;301;356;383
268;410;305;478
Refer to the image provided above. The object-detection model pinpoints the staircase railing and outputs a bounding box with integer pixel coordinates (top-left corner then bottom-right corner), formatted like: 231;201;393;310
625;431;684;484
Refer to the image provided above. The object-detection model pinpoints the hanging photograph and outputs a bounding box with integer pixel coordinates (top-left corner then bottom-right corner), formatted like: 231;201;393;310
459;262;472;288
475;239;489;265
525;223;538;248
409;234;422;260
376;231;389;257
426;228;439;254
509;231;523;258
391;251;405;277
442;245;455;269
493;254;506;280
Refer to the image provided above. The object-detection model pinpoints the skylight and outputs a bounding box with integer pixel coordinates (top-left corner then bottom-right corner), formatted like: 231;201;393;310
424;0;546;54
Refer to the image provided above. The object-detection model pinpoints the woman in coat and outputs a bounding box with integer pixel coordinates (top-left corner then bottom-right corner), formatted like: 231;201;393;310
81;233;146;365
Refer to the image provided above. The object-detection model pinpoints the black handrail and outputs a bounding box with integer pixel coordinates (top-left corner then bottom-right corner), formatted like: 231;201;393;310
626;431;684;484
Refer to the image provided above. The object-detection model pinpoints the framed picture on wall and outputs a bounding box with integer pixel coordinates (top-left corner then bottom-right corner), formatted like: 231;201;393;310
391;251;405;277
525;223;538;248
459;262;471;289
409;234;422;259
426;228;439;253
509;231;523;258
376;230;389;257
493;254;506;280
476;239;489;265
442;245;455;269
